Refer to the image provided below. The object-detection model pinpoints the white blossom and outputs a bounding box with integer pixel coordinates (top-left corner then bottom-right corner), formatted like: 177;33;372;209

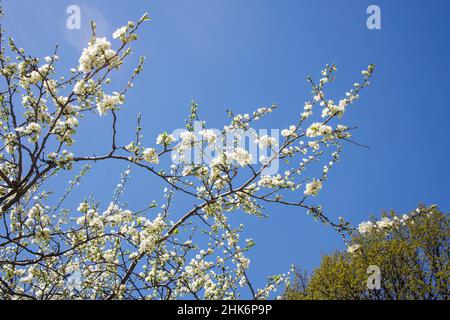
15;122;41;143
347;244;360;254
113;26;127;39
143;148;159;164
97;92;124;116
358;221;375;234
180;131;196;146
304;179;322;196
256;135;277;148
231;147;253;166
156;132;175;146
78;37;119;73
281;125;297;137
306;122;332;138
376;217;394;229
199;129;217;145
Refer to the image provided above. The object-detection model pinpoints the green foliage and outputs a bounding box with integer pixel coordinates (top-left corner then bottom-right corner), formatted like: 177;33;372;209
285;205;449;300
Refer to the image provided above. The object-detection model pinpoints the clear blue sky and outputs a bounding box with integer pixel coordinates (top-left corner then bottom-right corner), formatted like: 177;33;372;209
3;0;450;294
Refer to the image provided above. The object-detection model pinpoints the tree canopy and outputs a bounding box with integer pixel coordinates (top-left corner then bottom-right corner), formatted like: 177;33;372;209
285;205;449;300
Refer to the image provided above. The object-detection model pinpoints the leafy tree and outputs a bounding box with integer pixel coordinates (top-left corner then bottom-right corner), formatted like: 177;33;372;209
285;205;449;300
0;7;375;299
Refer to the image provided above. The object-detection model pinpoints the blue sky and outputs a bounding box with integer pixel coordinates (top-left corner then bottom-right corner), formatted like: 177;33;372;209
2;0;450;294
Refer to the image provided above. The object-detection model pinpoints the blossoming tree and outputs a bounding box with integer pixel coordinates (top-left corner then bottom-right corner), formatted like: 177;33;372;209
0;11;375;299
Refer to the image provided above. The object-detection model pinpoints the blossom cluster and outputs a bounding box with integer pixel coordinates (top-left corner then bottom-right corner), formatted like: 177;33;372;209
78;37;119;73
97;92;125;116
347;206;432;254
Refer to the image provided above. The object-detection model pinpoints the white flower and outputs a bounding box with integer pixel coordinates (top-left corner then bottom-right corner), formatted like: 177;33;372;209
180;131;196;146
47;152;57;160
306;122;332;138
28;71;41;84
257;135;277;148
74;79;86;95
304;103;313;111
113;26;127;39
376;217;394;229
97;92;124;116
143;148;159;164
199;129;217;145
231;147;253;166
258;174;294;188
67;117;79;128
26;122;41;135
301;111;312;119
304;179;322;196
78;37;119;73
23;64;52;87
358;221;374;234
302;103;313;119
210;153;228;167
16;122;41;143
281;125;297;137
77;202;89;213
347;244;360;254
156;132;175;146
321;99;347;118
